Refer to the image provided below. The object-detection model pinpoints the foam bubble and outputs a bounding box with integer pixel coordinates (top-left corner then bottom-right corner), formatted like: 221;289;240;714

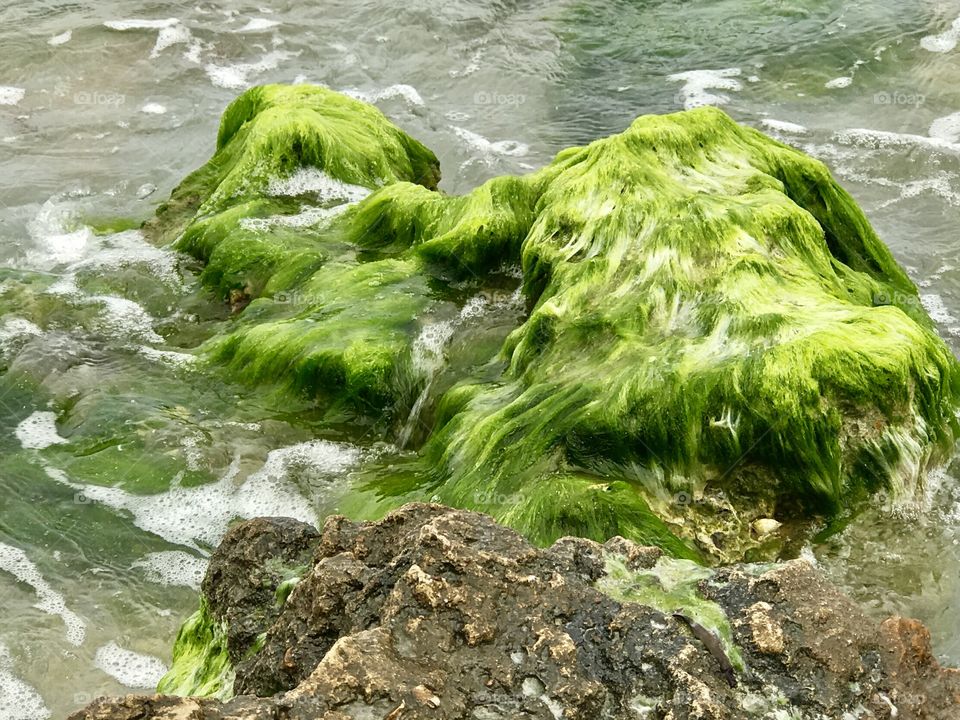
760;119;808;135
47;440;362;549
140;102;166;115
0;645;49;720
93;642;168;689
668;68;741;110
48;30;72;46
825;76;853;89
133;551;207;589
15;412;67;450
0;87;25;106
0;543;85;645
235;18;280;33
921;16;960;53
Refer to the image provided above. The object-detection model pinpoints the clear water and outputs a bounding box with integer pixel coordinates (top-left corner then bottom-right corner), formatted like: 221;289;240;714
2;1;960;716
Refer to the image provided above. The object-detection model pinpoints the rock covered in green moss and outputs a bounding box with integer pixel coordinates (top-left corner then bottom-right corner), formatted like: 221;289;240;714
151;83;959;558
157;516;320;698
70;505;960;718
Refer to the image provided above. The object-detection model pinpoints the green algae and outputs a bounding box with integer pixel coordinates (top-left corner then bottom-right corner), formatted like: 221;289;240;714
597;554;745;673
152;83;960;559
157;598;234;699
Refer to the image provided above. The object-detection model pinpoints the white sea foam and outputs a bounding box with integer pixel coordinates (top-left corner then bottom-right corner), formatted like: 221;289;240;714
46;440;363;549
242;169;371;230
15;412;67;450
61;229;181;288
0;543;85;645
25;196;94;268
48;30;72;46
205;50;294;89
0;86;26;106
138;346;197;366
151;23;191;58
921;15;960;53
88;295;163;343
235;18;280;33
104;18;179;31
133;550;207;589
93;642;168;688
452;127;529;158
761;119;808;135
239;205;350;231
342;84;425;107
140;102;167;114
667;68;741;110
921;294;960;335
0;318;43;353
267;168;371;202
0;644;49;720
825;76;853;89
834;127;960;154
930;111;960;144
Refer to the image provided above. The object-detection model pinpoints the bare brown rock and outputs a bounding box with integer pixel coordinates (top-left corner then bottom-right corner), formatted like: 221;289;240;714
70;504;960;720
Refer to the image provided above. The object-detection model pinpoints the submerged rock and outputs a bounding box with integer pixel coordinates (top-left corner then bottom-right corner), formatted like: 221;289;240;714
146;83;960;557
71;504;960;718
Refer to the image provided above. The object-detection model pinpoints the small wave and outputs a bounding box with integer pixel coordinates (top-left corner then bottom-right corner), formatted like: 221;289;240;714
205;50;295;90
234;18;280;33
48;30;71;46
451;126;529;158
760;119;808;135
342;84;425;107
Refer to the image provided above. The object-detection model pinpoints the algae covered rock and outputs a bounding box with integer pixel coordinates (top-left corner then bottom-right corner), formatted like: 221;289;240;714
70;505;960;719
151;83;959;558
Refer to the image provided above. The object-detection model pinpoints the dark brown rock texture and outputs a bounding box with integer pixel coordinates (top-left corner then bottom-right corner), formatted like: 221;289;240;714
71;504;960;720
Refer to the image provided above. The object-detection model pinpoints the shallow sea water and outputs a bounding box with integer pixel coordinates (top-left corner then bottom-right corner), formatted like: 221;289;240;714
2;1;960;715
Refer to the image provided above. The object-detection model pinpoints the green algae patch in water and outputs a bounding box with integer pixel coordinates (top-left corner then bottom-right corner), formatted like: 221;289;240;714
157;597;234;699
597;554;745;673
152;84;960;559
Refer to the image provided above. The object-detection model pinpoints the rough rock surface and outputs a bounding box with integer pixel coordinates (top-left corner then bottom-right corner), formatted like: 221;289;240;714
71;504;960;719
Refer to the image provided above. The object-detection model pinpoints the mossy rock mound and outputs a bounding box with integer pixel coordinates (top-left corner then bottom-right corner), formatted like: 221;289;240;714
151;83;960;560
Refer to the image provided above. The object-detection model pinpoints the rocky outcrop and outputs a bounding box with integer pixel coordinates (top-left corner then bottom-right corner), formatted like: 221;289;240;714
139;83;960;560
71;504;960;719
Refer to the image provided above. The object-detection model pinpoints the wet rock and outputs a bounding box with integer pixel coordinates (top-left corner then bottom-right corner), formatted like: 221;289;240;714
71;504;960;720
143;83;960;559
